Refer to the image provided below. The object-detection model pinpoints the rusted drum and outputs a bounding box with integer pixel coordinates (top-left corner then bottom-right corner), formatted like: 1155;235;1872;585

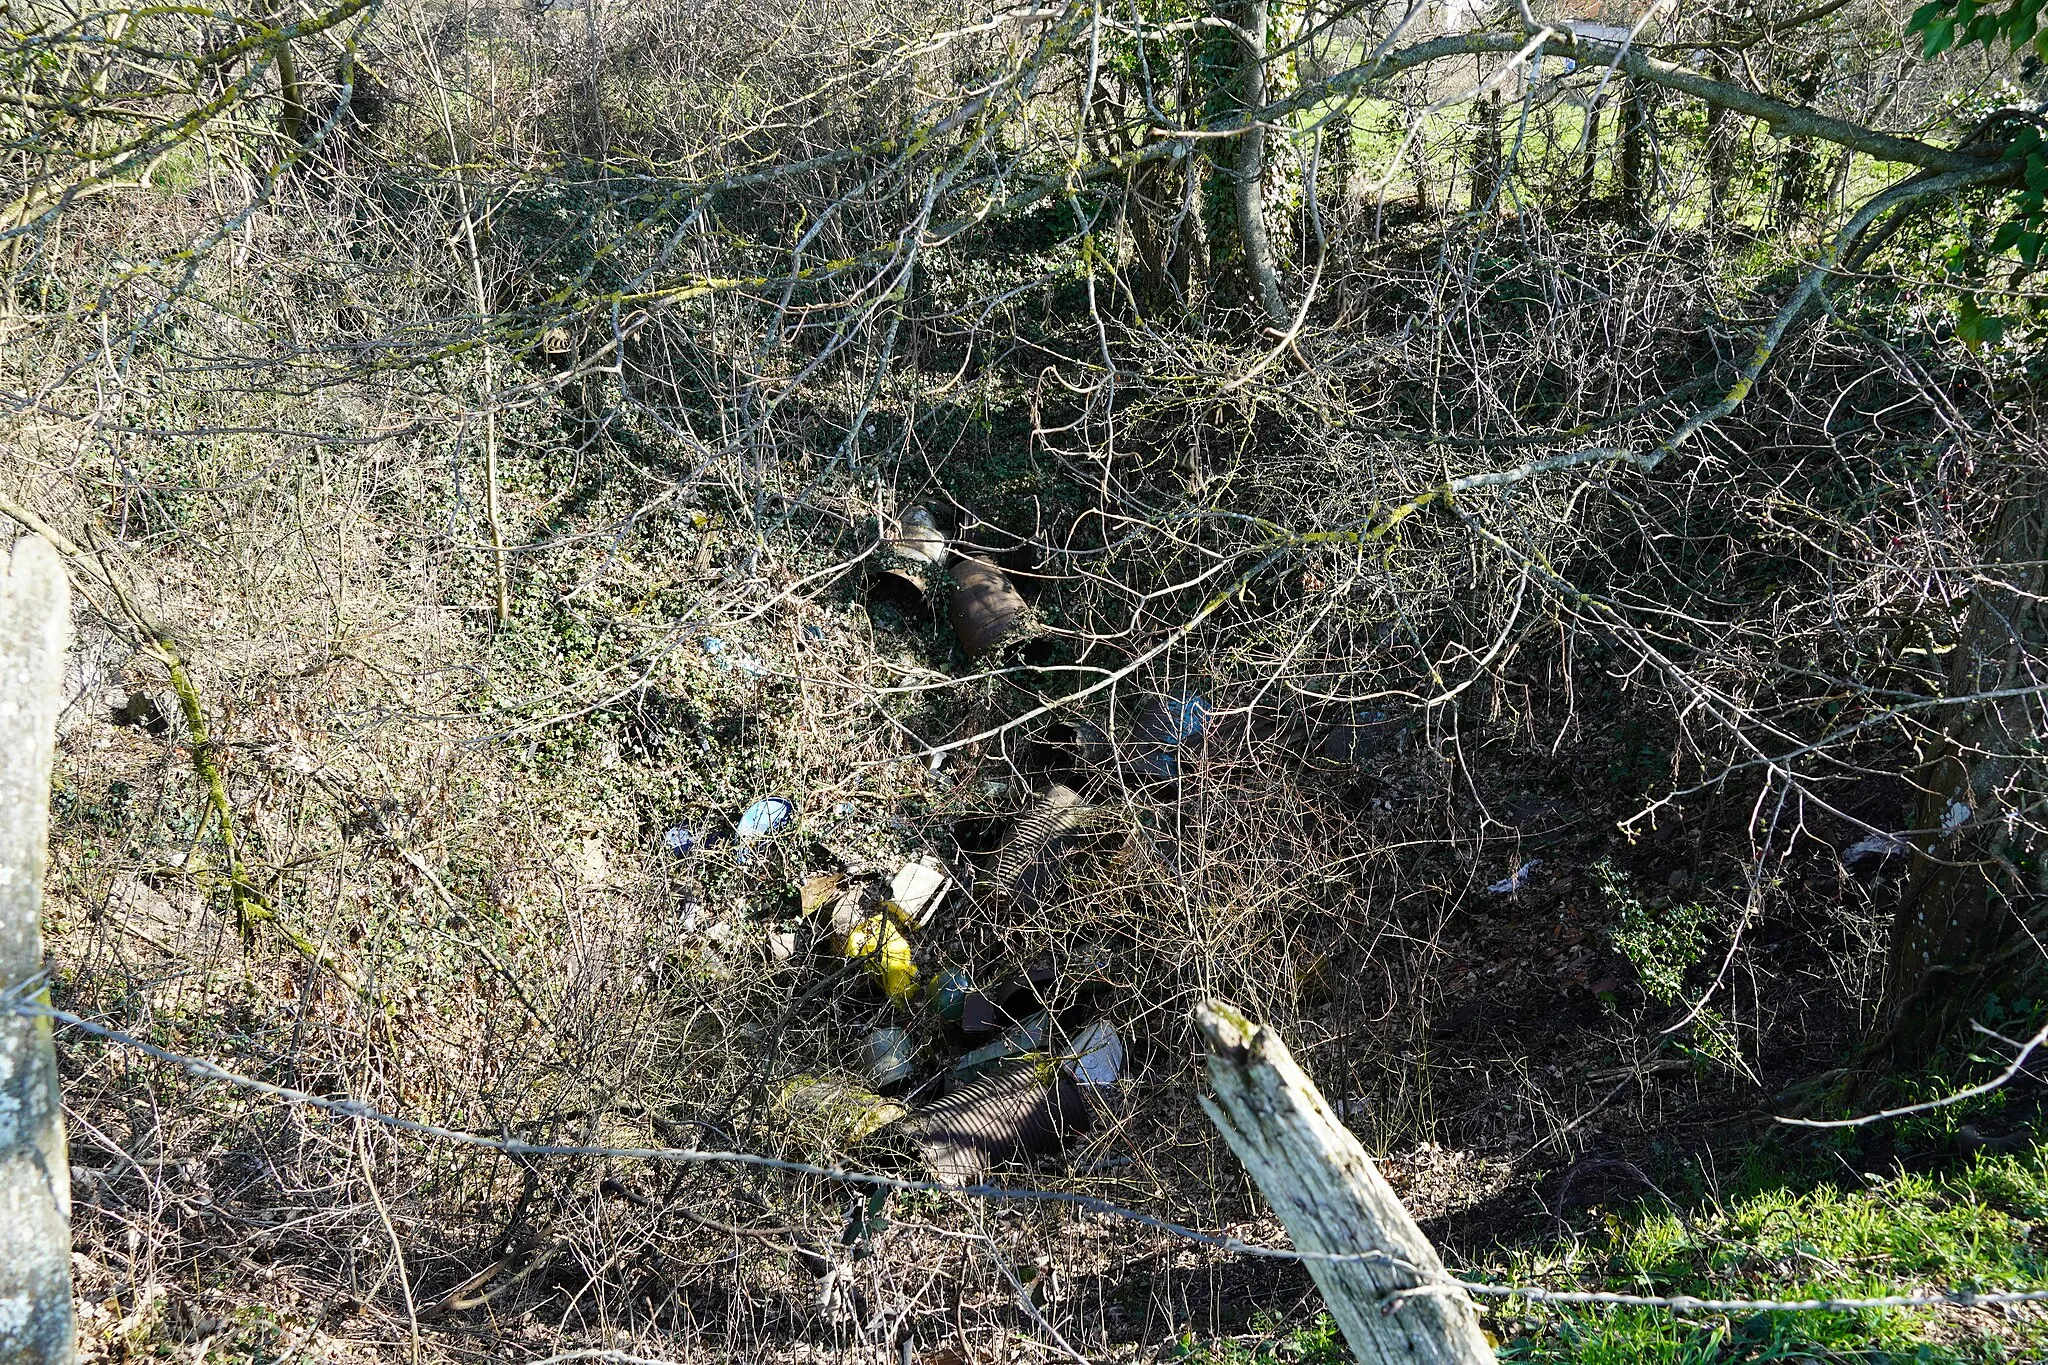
890;505;948;570
947;557;1034;657
870;505;949;611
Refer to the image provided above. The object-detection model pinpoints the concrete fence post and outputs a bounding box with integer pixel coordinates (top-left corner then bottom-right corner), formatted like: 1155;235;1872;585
0;534;75;1363
1196;1000;1494;1365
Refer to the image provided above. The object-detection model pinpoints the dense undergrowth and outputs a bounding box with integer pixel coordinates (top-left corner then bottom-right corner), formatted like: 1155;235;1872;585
6;0;2048;1360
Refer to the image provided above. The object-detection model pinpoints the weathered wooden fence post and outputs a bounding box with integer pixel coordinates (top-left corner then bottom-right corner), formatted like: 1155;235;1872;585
0;534;76;1363
1196;1000;1494;1365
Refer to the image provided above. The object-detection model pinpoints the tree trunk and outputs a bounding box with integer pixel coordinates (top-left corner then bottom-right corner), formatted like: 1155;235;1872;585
1127;157;1184;311
1468;92;1502;214
1230;0;1288;324
1870;484;2048;1071
1324;108;1356;231
1773;57;1827;232
1705;61;1733;233
1618;79;1648;221
1412;110;1431;214
1776;136;1816;231
1578;96;1603;203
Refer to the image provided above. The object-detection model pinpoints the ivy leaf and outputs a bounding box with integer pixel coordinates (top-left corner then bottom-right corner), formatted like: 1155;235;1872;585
1958;293;2007;350
1992;220;2025;253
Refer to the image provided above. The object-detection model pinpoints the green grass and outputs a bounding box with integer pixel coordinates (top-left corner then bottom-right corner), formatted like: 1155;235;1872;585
1186;1144;2048;1363
1173;1310;1350;1365
1491;1148;2048;1363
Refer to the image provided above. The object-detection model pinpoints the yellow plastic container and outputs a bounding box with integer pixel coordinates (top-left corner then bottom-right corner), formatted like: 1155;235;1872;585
845;904;920;1002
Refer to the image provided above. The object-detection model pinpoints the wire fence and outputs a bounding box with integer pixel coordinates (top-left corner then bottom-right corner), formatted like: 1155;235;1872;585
18;988;2048;1320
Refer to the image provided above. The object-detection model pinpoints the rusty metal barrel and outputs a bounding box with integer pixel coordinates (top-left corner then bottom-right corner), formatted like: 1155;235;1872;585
887;506;948;580
870;505;950;613
947;557;1035;657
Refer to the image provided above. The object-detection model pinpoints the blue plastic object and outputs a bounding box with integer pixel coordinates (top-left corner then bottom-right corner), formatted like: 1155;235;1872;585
1134;691;1210;777
737;797;795;841
1157;691;1210;743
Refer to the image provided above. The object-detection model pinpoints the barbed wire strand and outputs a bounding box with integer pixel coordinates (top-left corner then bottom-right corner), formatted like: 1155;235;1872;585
19;995;2048;1316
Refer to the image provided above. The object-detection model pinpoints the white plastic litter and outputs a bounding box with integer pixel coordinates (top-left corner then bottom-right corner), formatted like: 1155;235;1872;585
1943;801;1974;836
702;635;770;677
1488;859;1541;895
889;855;952;927
1063;1019;1125;1087
1842;833;1907;864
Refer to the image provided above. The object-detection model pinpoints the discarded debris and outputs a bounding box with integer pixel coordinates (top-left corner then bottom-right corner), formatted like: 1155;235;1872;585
109;688;169;733
987;785;1094;906
1487;859;1540;894
777;1078;907;1146
960;963;1059;1037
927;966;973;1022
1842;833;1908;865
1125;806;1188;882
801;872;847;916
871;505;950;610
702;635;771;677
1133;690;1209;778
947;557;1034;657
731;797;796;864
1943;800;1973;836
1316;706;1409;765
1062;1019;1124;1087
890;505;949;572
737;797;795;841
845;909;919;1002
862;1027;915;1087
888;854;952;927
824;881;872;949
907;1067;1092;1186
662;825;697;855
952;1010;1048;1078
1149;690;1210;744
